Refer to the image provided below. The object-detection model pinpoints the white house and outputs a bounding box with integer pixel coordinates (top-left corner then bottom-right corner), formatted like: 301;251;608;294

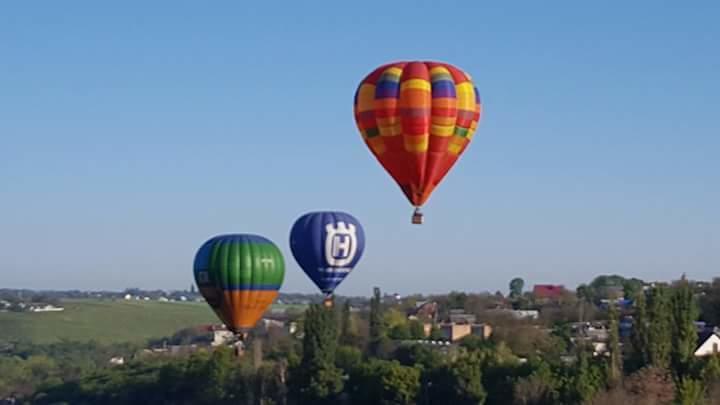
695;332;720;357
488;309;539;320
212;330;235;346
30;304;65;312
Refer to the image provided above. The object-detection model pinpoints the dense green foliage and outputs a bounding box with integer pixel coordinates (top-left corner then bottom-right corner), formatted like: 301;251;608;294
292;304;343;404
5;275;720;404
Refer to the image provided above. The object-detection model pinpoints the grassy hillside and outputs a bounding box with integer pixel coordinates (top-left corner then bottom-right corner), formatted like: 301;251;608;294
0;299;220;344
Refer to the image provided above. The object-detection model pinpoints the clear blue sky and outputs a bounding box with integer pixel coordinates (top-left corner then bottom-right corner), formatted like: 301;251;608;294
1;1;718;296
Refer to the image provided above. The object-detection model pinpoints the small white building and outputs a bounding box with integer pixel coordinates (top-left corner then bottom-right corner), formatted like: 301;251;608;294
124;294;132;300
30;304;64;312
488;309;539;320
695;332;720;357
212;330;235;346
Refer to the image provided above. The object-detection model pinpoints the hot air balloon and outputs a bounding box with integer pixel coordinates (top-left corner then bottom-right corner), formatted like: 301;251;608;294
289;211;365;307
353;61;482;224
193;234;285;339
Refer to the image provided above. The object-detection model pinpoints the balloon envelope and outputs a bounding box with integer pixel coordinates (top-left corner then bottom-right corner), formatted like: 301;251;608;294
289;211;365;295
353;60;482;208
193;234;285;333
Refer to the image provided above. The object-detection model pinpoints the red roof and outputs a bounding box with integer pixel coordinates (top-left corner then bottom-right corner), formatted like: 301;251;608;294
533;284;566;299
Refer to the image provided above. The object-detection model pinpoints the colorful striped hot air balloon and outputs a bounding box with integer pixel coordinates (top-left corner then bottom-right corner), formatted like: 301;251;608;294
193;234;285;336
353;61;482;224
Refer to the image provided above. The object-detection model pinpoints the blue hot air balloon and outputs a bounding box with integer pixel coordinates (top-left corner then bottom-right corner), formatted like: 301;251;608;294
289;211;365;304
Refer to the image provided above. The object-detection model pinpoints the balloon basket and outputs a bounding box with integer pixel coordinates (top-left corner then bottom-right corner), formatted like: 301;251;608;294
322;295;334;308
411;208;424;225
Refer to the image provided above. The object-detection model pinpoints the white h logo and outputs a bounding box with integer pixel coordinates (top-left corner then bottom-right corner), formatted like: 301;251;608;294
325;221;357;267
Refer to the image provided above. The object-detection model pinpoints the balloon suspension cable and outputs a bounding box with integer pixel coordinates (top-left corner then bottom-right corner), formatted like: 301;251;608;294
322;294;334;308
411;207;424;225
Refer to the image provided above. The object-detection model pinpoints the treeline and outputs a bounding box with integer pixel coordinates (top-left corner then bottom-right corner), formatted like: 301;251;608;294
6;276;720;404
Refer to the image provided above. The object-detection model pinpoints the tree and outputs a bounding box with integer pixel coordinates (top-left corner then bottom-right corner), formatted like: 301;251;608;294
671;275;700;378
292;304;344;404
576;284;595;305
340;299;354;345
646;286;672;369
572;348;604;404
448;291;468;310
394;343;444;370
369;287;386;357
510;278;525;300
389;323;412;340
423;354;486;404
408;320;426;340
676;377;705;405
335;345;363;375
630;290;649;368
201;346;235;402
702;354;720;386
622;278;644;301
607;304;622;388
428;325;444;341
348;359;421;405
699;278;720;325
512;360;560;405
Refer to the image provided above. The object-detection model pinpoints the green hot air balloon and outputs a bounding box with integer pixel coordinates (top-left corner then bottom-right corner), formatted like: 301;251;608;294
193;234;285;338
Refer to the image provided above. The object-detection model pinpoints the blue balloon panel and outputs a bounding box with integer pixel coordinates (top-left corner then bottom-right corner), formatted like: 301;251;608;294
289;211;365;295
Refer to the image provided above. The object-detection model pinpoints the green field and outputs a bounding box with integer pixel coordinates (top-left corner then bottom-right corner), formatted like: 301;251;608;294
0;299;309;345
0;299;219;344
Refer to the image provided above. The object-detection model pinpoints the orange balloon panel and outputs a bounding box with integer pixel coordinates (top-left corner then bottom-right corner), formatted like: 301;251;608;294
221;290;279;332
354;61;482;207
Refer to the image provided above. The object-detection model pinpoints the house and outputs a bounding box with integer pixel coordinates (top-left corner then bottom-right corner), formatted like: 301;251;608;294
439;322;493;342
407;301;438;323
212;329;235;346
472;323;493;339
261;318;285;330
440;323;471;342
448;309;476;324
487;308;539;320
533;284;566;302
695;331;720;357
109;356;125;365
29;304;64;312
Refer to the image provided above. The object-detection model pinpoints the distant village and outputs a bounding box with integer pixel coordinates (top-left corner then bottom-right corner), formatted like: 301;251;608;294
0;286;332;312
4;276;720;365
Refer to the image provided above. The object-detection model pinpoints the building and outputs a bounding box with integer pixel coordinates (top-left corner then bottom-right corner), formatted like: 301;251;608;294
695;331;720;357
487;308;539;320
440;323;471;342
407;301;438;323
533;284;566;302
212;329;235;347
439;322;493;342
29;304;64;312
449;309;476;324
472;323;493;339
